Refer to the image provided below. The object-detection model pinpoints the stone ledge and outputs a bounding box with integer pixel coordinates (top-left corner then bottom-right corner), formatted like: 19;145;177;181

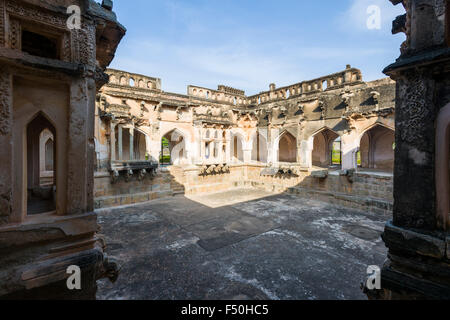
0;212;98;249
381;265;450;299
383;221;447;259
0;248;103;297
311;170;328;179
287;186;393;212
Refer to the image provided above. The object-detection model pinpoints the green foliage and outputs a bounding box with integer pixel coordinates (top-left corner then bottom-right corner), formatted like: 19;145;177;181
160;137;171;164
331;150;341;165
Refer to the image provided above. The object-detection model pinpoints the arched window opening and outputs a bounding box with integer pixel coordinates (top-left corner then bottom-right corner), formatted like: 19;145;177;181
312;128;340;168
279;131;297;163
331;137;341;167
27;114;56;215
45;138;54;171
359;125;395;172
161;130;185;165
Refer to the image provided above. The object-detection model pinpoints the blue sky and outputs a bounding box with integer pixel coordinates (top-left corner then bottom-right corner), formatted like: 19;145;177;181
110;0;405;96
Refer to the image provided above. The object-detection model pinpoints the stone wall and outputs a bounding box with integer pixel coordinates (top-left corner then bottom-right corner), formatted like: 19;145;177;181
94;164;393;215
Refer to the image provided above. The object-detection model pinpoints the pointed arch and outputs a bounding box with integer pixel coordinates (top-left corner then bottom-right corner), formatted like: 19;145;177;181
436;103;450;230
358;123;395;171
161;128;187;165
26;112;57;215
309;127;340;168
278;130;297;163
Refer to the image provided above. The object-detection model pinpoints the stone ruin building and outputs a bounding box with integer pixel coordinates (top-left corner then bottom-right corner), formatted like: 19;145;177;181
0;0;448;301
0;0;125;299
93;66;396;214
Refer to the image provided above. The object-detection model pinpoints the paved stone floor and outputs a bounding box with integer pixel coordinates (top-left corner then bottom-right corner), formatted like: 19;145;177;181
96;188;389;300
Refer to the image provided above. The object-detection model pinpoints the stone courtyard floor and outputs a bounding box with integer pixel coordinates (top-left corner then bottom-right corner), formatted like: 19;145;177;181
96;188;389;300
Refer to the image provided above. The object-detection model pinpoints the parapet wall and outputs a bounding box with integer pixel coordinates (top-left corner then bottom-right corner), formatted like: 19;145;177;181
94;164;393;215
246;66;363;105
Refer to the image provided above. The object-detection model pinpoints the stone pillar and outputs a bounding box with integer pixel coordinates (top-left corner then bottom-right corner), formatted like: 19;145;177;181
110;122;116;161
67;77;90;215
209;142;214;163
243;148;252;164
118;125;123;160
129;127;134;160
218;141;224;163
0;67;13;224
341;133;358;170
299;139;313;169
225;138;231;163
145;134;151;160
200;140;205;161
368;0;450;300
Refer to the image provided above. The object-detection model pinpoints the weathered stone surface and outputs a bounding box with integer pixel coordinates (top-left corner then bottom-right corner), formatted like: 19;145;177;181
0;0;125;299
96;190;389;300
94;65;396;213
383;221;446;259
376;0;450;300
311;170;328;179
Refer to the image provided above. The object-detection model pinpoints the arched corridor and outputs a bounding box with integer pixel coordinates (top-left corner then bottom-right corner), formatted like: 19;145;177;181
161;129;186;165
358;125;395;171
27;113;56;215
278;131;297;163
311;128;340;168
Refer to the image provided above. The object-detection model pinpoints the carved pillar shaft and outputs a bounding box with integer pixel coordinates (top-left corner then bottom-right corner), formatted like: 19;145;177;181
393;71;437;230
67;77;89;215
118;125;123;160
110;122;116;161
129;127;134;160
225;139;231;163
0;67;12;224
0;0;5;47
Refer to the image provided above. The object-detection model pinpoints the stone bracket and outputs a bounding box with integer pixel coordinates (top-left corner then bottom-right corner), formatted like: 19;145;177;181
199;164;230;176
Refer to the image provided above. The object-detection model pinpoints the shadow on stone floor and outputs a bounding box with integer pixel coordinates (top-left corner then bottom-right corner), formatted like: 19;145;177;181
96;189;390;300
